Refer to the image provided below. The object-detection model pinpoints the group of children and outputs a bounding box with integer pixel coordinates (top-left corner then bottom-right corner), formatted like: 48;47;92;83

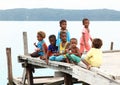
30;18;103;70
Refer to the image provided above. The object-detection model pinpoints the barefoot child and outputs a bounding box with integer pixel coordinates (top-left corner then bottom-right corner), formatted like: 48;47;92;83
80;18;92;56
66;38;81;64
46;35;58;64
31;31;47;60
49;31;70;61
82;38;103;69
56;19;70;46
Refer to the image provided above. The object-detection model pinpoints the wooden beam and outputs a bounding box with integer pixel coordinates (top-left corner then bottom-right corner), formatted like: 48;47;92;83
64;73;72;85
26;64;33;85
6;48;13;85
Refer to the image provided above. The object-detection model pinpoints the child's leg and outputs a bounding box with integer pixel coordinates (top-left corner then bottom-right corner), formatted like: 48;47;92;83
70;54;81;63
80;44;84;55
85;43;90;52
30;52;39;57
55;55;64;61
82;59;91;70
49;56;56;61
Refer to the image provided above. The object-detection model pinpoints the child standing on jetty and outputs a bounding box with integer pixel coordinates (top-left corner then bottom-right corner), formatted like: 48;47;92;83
56;19;70;46
66;38;81;64
82;38;103;70
31;31;47;60
49;32;70;61
46;35;58;64
80;18;92;56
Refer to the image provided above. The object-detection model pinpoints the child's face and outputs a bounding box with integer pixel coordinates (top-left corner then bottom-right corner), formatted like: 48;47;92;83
60;22;67;30
37;34;43;41
49;38;56;46
70;40;77;48
83;20;89;28
61;33;67;42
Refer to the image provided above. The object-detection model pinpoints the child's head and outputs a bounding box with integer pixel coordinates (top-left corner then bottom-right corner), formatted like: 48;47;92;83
49;35;56;46
60;31;67;42
70;38;77;48
82;18;89;28
59;19;67;30
37;31;46;41
92;38;103;49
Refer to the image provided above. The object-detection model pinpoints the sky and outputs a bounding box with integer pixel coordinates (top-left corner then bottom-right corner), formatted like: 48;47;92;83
0;0;120;11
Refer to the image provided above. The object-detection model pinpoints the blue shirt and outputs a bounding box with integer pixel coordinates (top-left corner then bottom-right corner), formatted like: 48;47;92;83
56;30;70;46
48;45;58;53
37;40;45;56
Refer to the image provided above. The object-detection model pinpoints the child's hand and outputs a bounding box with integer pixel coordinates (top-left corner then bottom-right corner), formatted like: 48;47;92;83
53;53;59;56
34;42;36;45
34;42;37;47
65;49;69;52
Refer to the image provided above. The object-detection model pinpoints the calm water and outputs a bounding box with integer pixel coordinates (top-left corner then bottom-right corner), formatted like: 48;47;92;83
0;21;120;85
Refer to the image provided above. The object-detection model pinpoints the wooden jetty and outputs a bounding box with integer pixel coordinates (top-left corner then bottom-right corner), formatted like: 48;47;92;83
6;32;120;85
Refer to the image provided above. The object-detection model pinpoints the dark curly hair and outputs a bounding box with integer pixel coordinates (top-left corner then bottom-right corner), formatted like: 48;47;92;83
92;38;103;49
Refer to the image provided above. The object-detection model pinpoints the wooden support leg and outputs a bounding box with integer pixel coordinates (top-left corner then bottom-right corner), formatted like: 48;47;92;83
6;48;14;85
26;64;33;85
22;68;27;84
64;73;72;85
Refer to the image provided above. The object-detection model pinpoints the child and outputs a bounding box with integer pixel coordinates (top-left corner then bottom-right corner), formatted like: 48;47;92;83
56;19;70;46
82;38;103;70
31;31;47;60
80;18;92;56
49;31;70;61
66;38;81;64
46;35;58;64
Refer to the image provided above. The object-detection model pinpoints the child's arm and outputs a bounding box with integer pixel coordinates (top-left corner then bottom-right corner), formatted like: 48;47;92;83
67;31;71;42
42;43;47;59
90;34;92;42
72;48;81;57
82;33;86;46
45;50;51;65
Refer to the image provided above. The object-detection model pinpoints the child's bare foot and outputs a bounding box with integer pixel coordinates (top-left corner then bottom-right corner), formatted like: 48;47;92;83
87;65;91;70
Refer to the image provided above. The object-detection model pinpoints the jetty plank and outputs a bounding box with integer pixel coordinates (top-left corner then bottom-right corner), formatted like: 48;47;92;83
18;52;120;85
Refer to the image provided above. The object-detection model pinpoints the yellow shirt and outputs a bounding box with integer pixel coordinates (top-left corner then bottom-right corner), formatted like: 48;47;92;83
59;42;68;54
85;48;103;67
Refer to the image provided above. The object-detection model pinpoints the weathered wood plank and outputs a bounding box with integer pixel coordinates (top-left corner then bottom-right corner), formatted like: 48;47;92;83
18;55;120;85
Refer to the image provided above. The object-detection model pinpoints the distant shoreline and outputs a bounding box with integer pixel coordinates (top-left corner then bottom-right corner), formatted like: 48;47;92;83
0;8;120;21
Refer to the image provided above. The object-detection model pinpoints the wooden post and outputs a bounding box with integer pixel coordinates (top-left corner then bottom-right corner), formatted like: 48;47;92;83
64;73;72;85
6;48;13;85
110;42;113;50
23;32;28;55
26;64;33;85
22;32;29;84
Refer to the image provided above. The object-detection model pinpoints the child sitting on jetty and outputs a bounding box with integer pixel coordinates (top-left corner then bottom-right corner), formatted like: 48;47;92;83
56;19;70;46
82;38;103;69
66;38;81;64
30;31;47;60
46;35;58;64
49;31;70;61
